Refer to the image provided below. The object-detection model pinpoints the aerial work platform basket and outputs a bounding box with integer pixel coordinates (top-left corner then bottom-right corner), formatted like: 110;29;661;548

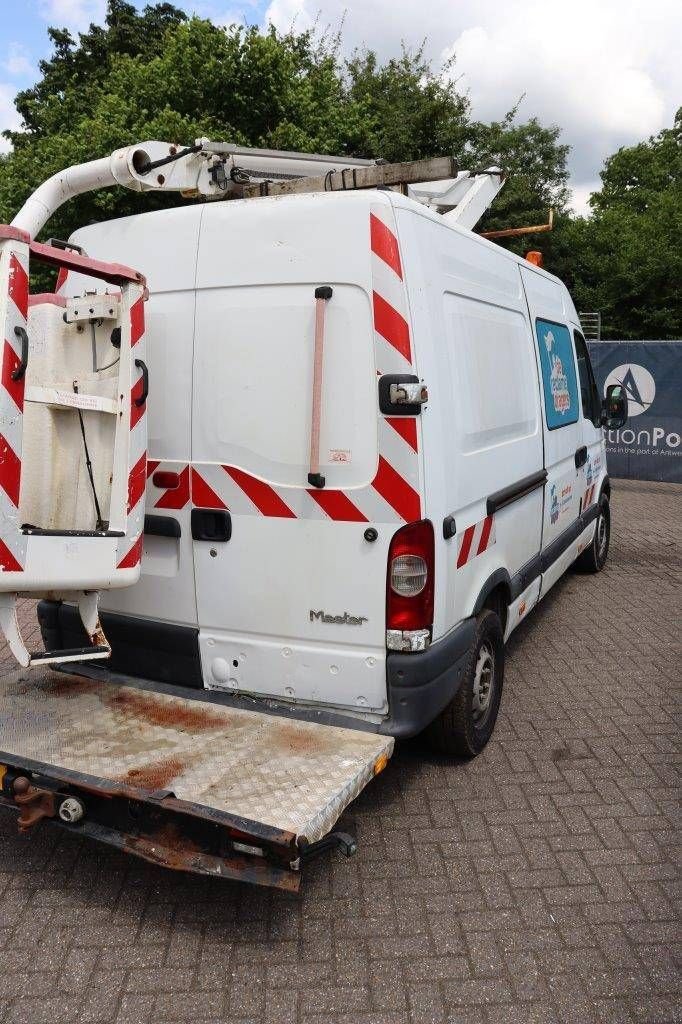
0;226;148;667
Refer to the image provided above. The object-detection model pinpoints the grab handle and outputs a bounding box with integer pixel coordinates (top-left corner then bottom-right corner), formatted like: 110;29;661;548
11;326;29;381
134;358;149;407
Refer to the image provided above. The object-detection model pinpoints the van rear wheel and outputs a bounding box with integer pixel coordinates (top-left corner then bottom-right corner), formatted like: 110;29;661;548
425;609;504;758
575;494;610;573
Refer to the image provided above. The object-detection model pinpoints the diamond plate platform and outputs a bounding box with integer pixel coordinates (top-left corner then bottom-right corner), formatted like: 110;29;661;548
0;669;394;843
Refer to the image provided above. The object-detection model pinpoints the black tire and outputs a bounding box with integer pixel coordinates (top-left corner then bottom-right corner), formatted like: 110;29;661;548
425;609;504;758
575;493;610;573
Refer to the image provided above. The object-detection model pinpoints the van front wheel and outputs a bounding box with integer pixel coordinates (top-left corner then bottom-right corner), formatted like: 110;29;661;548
425;609;504;758
575;494;610;573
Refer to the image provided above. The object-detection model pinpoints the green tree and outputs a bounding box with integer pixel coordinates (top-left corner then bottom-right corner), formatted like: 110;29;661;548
0;0;569;261
561;112;682;339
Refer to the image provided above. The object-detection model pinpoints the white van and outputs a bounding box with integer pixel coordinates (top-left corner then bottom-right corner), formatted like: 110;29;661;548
37;185;627;756
0;148;628;886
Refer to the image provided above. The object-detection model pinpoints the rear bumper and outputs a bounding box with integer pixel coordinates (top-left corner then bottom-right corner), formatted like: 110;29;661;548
39;601;476;740
381;617;476;738
38;601;203;688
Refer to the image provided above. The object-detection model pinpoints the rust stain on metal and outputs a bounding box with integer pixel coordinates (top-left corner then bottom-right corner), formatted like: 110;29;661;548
125;823;204;869
123;826;301;891
89;624;109;648
103;689;231;733
12;777;57;832
118;756;187;791
271;721;337;757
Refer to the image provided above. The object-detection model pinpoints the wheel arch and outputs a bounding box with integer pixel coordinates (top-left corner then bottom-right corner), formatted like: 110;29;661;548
472;568;511;634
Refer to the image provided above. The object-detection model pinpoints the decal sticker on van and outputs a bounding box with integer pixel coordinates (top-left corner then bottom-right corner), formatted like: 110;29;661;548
535;319;579;430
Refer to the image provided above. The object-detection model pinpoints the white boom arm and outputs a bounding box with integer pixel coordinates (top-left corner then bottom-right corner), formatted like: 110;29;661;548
11;139;379;239
11;139;504;239
408;167;504;230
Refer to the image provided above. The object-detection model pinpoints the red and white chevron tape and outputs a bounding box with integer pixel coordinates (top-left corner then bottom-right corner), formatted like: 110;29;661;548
0;236;30;572
456;514;496;569
150;204;423;526
117;291;148;569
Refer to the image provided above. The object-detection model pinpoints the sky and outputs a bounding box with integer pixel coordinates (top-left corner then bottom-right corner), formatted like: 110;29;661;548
1;0;680;215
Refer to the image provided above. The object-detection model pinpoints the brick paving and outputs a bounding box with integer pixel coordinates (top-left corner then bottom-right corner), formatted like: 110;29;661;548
0;478;679;1024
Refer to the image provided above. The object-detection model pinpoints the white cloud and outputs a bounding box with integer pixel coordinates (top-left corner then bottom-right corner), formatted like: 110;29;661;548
0;83;21;154
39;0;107;34
264;0;313;34
2;44;34;78
569;181;600;218
262;0;681;208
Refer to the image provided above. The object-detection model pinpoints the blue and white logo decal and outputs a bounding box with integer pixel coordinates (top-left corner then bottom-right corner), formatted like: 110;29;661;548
535;319;579;430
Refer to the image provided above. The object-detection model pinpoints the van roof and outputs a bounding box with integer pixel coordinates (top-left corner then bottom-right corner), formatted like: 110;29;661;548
71;186;571;299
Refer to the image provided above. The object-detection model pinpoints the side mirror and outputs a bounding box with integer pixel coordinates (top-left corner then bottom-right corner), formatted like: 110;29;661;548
601;383;628;430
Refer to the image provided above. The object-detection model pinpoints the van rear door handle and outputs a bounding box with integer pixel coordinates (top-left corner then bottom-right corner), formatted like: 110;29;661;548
191;508;231;542
574;446;588;468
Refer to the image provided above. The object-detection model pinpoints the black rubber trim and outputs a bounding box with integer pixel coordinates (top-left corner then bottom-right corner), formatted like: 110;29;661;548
540;501;600;572
381;617;477;738
144;514;181;539
37;602;203;689
508;502;602;599
487;469;547;515
510;553;542;600
473;568;512;615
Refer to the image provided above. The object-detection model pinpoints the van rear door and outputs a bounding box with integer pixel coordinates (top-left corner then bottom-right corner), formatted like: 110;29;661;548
520;267;584;590
190;195;422;714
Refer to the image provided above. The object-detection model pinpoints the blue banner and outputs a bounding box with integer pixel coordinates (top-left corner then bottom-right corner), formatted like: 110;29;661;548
587;341;682;483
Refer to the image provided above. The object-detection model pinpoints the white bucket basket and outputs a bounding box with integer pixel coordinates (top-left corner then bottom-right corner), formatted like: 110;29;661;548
0;226;148;666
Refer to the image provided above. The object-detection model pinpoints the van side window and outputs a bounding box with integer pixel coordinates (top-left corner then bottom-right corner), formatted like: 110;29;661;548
534;319;579;430
573;330;601;425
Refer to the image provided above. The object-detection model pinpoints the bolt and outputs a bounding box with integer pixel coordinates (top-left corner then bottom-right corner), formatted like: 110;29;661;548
13;777;30;795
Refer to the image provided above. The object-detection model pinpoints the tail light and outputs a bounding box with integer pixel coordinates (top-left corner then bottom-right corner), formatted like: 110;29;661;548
386;519;434;652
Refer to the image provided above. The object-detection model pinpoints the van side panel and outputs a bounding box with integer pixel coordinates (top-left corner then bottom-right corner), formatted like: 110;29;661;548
396;208;544;640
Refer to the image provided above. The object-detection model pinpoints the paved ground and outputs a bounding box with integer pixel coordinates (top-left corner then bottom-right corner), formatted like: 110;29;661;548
0;479;679;1024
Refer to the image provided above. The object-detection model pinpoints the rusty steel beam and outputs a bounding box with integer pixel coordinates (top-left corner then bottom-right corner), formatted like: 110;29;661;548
479;208;554;239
